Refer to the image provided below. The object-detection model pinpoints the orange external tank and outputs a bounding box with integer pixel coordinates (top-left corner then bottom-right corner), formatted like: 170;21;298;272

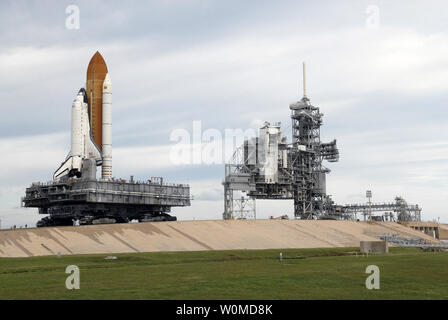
86;51;108;151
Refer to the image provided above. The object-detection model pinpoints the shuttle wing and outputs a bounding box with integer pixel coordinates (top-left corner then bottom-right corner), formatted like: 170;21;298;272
53;157;72;180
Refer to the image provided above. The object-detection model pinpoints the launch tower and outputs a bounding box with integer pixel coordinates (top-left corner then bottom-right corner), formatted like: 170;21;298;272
289;63;339;218
223;63;339;219
223;63;421;221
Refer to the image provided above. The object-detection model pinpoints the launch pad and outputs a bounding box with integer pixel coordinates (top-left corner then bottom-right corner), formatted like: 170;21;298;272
223;63;422;222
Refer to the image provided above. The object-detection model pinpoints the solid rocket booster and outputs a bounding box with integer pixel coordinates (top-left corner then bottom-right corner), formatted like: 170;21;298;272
102;73;112;180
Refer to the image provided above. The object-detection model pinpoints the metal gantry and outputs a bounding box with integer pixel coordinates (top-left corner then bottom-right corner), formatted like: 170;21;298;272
343;196;422;222
223;146;257;220
223;63;339;220
289;94;339;218
223;64;422;221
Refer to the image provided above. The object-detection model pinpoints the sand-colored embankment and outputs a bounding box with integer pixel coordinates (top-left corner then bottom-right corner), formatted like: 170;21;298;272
439;224;448;240
0;220;440;257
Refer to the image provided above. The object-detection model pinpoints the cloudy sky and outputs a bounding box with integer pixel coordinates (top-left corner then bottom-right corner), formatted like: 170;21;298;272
0;0;447;228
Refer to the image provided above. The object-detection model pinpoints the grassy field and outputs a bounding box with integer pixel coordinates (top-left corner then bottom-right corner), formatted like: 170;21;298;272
0;247;447;299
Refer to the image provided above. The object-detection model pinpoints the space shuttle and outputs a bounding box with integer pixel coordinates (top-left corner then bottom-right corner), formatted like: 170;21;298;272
53;51;112;181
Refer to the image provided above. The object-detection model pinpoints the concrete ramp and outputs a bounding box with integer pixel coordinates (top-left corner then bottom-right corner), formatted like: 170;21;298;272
439;224;448;240
0;220;440;257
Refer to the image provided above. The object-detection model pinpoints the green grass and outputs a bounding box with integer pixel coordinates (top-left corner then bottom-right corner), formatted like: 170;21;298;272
0;247;447;299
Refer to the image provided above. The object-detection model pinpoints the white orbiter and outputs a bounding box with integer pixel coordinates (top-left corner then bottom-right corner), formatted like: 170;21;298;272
53;88;103;179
